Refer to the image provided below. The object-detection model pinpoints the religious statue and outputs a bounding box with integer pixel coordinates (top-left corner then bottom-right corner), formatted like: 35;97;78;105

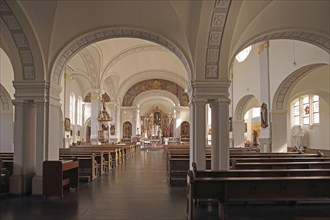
260;103;268;128
252;129;258;147
110;124;115;135
291;125;305;152
98;100;112;121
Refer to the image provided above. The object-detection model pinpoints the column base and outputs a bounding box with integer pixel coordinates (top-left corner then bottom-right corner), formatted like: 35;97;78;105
32;176;43;195
10;173;35;195
259;138;272;153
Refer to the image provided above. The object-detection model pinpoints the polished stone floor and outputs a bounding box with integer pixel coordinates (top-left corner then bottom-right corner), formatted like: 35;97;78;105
1;149;330;220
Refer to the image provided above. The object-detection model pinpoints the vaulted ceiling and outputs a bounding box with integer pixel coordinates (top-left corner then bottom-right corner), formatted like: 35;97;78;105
66;38;189;102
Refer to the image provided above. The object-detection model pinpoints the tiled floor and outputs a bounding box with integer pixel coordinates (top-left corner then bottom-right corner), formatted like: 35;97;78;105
1;149;329;220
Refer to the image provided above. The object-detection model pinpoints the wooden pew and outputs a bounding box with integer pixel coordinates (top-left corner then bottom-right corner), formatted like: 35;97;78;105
43;159;79;198
0;153;13;175
233;161;330;169
59;149;98;181
0;159;10;196
167;152;328;187
187;166;330;220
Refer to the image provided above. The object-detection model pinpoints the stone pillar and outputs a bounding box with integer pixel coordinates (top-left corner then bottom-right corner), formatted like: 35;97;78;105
258;41;272;152
189;99;206;170
131;107;138;136
210;101;219;170
233;119;245;148
271;110;288;152
90;92;100;145
210;99;230;170
218;101;230;169
172;109;177;138
136;108;141;135
32;100;47;195
116;104;121;141
10;101;36;195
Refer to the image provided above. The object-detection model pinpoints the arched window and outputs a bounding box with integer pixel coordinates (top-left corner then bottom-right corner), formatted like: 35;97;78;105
77;97;82;126
70;93;76;125
291;94;319;127
235;46;252;62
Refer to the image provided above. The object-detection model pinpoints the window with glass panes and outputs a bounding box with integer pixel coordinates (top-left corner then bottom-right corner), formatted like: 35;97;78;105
291;94;319;127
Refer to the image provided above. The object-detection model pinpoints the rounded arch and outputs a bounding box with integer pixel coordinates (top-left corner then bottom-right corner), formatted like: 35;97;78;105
272;63;327;111
0;1;45;81
133;90;180;107
117;69;188;99
122;79;188;107
234;95;260;121
227;0;329;76
0;84;13;112
231;32;330;68
50;28;193;88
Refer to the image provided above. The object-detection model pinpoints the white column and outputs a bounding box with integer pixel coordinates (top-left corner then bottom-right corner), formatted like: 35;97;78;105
136;108;141;135
210;99;230;170
218;101;230;170
271;110;288;152
90;92;100;145
190;99;206;170
10;101;36;195
116;105;121;141
81;103;86;142
132;107;137;136
210;101;219;170
233;119;245;148
32;101;47;195
172;109;177;138
258;41;272;152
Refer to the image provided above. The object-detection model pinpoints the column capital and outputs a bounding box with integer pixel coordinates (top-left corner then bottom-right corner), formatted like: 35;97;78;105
13;80;50;103
257;41;269;54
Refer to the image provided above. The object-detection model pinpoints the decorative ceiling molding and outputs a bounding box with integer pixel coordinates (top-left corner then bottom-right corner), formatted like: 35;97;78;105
51;29;192;86
250;31;330;54
122;79;188;107
235;94;254;121
273;64;324;110
0;0;35;80
117;69;188;99
205;0;231;79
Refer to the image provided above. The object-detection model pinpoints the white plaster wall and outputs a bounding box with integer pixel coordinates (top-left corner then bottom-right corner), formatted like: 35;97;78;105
269;40;329;101
232;45;260;108
0;48;14;99
288;66;330;150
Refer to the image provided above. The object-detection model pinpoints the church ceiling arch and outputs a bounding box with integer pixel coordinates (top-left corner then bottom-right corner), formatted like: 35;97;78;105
272;63;327;111
204;0;232;79
0;84;13;111
100;44;167;83
51;28;192;88
0;0;36;80
235;94;259;121
122;79;188;107
133;90;179;107
117;69;188;99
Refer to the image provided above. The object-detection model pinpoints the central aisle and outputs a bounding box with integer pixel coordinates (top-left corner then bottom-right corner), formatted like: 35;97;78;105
76;148;187;219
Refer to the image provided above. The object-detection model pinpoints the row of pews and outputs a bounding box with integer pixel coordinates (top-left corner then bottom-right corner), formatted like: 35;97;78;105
0;152;13;197
0;144;139;197
59;144;139;182
164;145;330;219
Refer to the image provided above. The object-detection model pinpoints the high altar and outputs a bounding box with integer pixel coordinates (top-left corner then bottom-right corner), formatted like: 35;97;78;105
140;106;174;144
